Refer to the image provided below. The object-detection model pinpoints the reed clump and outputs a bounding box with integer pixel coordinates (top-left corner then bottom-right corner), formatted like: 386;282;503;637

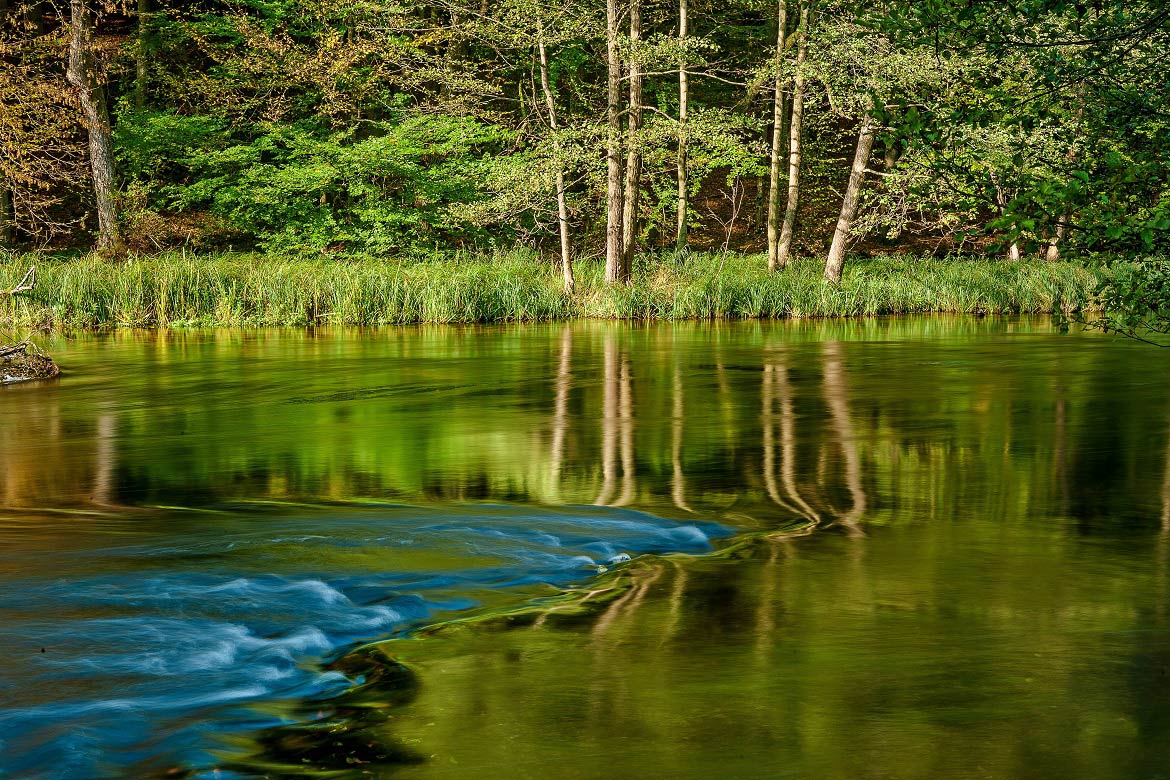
0;250;1101;328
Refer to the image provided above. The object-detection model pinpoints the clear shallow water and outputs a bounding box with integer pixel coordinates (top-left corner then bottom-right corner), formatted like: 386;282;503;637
2;318;1169;779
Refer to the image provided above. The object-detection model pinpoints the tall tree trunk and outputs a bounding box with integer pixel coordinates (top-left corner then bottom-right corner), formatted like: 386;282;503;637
0;2;10;248
675;0;688;249
823;110;876;283
604;0;625;283
134;0;149;109
66;0;124;255
620;0;642;275
536;15;573;293
1045;222;1066;261
766;0;789;270
775;0;809;269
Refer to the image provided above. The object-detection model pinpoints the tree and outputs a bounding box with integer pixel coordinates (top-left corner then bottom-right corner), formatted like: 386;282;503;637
66;0;123;255
675;0;688;249
604;0;625;283
823;107;876;282
535;5;574;293
620;0;643;274
774;0;809;270
765;0;788;270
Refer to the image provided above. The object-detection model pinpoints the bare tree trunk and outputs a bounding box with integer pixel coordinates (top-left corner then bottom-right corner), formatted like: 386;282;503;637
1045;222;1066;261
1;0;11;248
675;0;688;249
536;16;574;293
775;0;809;269
620;0;642;276
766;0;789;270
823;110;877;283
134;0;150;109
604;0;625;283
66;0;124;255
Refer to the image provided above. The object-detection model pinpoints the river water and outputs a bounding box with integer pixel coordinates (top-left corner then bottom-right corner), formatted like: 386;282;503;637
1;319;1168;779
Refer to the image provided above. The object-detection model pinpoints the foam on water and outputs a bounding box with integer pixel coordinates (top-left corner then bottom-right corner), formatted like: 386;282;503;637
0;504;729;779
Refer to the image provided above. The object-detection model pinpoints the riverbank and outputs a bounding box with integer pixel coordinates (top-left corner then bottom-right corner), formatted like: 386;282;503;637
0;251;1099;328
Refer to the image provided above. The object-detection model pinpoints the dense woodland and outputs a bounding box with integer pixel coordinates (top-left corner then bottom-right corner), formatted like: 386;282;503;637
0;0;1167;286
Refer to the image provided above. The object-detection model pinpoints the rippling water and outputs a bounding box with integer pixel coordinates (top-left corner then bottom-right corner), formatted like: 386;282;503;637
2;318;1169;779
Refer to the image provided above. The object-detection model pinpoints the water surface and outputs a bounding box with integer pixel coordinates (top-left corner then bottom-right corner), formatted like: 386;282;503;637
1;319;1168;779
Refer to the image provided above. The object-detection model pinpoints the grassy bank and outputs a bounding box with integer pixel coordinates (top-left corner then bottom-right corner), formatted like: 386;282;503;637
0;250;1100;328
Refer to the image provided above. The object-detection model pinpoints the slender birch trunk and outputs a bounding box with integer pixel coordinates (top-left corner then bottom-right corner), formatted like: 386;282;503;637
536;15;573;293
766;0;789;270
824;109;877;282
620;0;642;275
604;0;625;283
675;0;689;249
66;0;123;255
775;0;809;269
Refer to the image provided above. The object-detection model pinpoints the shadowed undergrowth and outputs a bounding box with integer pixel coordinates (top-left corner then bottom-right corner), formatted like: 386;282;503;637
0;250;1101;328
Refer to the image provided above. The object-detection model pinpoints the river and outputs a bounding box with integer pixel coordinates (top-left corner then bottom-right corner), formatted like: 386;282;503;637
1;318;1168;779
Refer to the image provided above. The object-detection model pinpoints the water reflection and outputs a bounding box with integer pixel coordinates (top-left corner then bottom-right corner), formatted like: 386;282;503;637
11;317;1159;529
3;318;1170;779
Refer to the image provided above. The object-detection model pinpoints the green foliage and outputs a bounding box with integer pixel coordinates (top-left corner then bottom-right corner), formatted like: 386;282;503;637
117;113;511;252
1071;260;1170;345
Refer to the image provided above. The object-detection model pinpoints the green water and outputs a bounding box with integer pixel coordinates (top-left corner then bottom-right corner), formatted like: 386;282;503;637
2;318;1169;779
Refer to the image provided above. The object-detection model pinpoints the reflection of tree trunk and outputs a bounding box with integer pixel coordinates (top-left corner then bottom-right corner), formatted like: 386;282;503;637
596;337;619;506
776;361;820;524
92;412;116;506
550;327;573;497
617;353;636;506
822;342;865;532
1053;390;1069;517
661;561;688;645
762;363;802;517
671;364;691;511
754;540;781;659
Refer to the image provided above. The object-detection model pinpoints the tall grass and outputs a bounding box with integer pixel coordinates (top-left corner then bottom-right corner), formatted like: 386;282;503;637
0;249;1101;329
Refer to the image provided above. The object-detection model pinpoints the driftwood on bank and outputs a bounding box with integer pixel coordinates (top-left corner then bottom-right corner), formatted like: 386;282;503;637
2;266;60;384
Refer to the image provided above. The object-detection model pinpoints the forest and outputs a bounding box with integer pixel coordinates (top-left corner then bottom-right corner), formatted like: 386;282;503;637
0;0;1167;316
